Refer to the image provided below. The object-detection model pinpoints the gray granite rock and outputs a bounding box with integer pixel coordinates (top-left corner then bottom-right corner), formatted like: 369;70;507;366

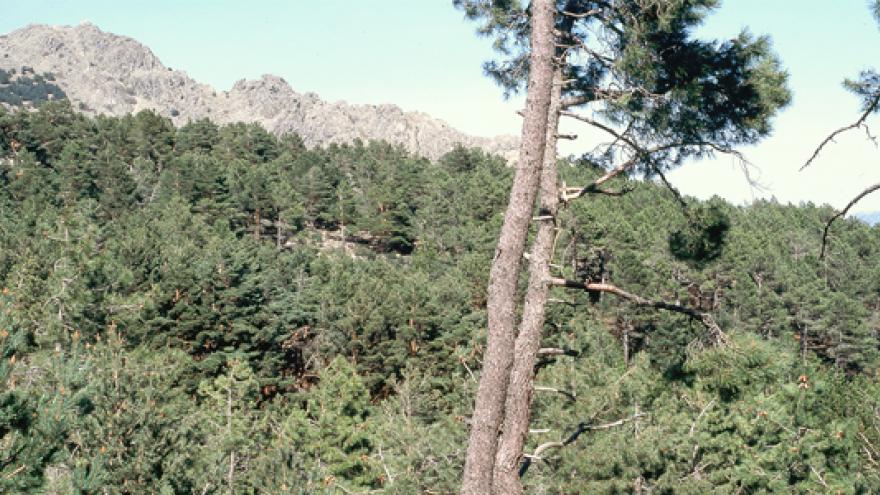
0;23;518;161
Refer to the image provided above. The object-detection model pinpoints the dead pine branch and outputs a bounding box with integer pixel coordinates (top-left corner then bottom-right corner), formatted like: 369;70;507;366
537;347;579;357
560;8;602;19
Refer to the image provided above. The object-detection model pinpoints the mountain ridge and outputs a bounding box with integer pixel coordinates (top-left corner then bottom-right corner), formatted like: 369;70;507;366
0;22;518;161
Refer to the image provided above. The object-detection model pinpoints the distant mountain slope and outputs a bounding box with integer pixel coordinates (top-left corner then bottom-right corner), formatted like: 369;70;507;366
0;22;517;161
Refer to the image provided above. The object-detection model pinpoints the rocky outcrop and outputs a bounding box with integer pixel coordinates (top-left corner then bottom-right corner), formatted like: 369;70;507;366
0;23;518;161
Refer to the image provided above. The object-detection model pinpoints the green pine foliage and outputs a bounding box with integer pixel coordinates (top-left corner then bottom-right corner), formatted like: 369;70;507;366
1;101;880;492
0;67;67;107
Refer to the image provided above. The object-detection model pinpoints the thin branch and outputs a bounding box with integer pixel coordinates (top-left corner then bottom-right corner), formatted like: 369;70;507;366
609;118;637;151
561;8;602;18
809;465;828;488
558;120;753;203
801;91;880;171
555;31;616;69
460;357;477;383
560;153;646;202
537;347;579;357
562;111;636;147
688;399;715;437
651;165;688;211
859;432;880;467
377;445;395;486
519;413;646;476
819;182;880;259
562;111;750;165
3;465;26;480
534;385;577;402
549;278;728;344
563;183;635;198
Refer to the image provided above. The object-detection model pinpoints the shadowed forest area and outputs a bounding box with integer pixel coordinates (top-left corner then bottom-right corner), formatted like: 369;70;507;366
1;102;880;493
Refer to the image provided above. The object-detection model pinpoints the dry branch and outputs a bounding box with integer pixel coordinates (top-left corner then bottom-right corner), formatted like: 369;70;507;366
561;8;602;18
537;347;579;357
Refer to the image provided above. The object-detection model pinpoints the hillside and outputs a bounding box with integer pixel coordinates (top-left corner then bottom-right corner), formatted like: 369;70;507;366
2;104;879;493
0;22;518;161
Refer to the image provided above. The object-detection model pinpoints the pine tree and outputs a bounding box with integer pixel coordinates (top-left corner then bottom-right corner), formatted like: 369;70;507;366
456;1;791;491
282;356;382;492
192;359;263;495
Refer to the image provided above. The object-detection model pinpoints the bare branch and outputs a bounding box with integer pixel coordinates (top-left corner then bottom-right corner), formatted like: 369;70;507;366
549;278;728;344
561;111;750;164
561;8;602;18
537;347;579;357
563;183;635;199
688;400;715;437
819;182;880;259
559;111;755;203
534;385;577;402
560;153;647;202
809;465;829;488
519;413;647;476
562;111;636;146
801;91;880;171
859;432;880;467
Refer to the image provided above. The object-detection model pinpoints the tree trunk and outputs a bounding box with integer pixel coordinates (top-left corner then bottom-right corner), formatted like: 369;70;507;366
491;68;563;495
460;2;557;493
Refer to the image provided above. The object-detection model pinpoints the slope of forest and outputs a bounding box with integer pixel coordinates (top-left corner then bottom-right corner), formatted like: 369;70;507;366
0;23;517;161
1;103;879;493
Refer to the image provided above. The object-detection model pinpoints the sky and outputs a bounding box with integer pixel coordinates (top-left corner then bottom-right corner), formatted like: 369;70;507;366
1;0;879;212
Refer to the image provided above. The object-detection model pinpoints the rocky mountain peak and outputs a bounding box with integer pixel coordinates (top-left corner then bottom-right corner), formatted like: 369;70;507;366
0;23;518;161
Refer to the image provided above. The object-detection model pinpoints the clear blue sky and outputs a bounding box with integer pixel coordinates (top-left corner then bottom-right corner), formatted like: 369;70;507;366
1;1;879;211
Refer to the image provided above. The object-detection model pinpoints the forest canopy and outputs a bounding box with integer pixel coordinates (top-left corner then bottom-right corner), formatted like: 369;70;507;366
1;102;879;493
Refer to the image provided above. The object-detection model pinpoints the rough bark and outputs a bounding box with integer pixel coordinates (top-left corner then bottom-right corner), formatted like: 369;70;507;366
460;1;557;493
491;68;563;495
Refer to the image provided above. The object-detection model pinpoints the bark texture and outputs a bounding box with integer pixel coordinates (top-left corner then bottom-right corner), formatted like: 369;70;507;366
491;69;563;495
460;1;557;493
